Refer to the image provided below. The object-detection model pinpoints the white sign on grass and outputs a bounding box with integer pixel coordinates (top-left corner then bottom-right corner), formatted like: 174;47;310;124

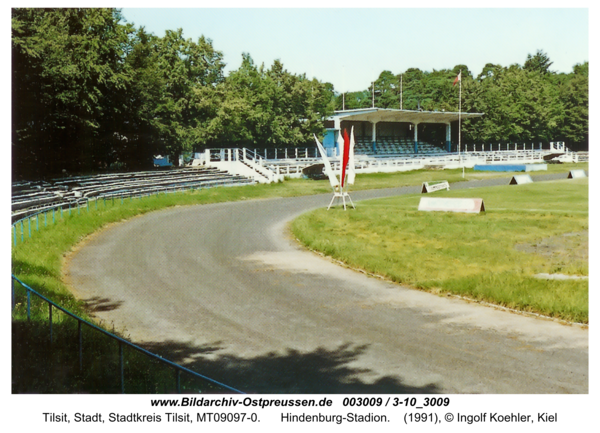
509;175;533;185
421;181;450;193
418;197;486;214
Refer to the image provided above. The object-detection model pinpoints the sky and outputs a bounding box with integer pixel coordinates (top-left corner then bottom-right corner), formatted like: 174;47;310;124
119;5;590;92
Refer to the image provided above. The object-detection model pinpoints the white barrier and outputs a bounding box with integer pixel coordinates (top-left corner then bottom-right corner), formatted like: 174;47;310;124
421;181;450;193
568;170;587;179
509;175;533;185
418;197;486;214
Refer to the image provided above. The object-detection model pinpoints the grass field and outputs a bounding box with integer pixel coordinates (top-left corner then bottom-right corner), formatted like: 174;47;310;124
292;178;588;324
11;163;589;392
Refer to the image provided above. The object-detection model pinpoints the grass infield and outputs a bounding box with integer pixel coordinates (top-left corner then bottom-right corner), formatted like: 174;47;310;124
292;177;588;324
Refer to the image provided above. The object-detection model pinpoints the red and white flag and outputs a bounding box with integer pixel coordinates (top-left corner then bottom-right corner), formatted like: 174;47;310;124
340;129;351;188
314;134;340;189
453;71;461;86
347;126;356;186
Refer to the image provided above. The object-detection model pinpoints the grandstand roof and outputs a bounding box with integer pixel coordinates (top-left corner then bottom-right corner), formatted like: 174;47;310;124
328;108;484;124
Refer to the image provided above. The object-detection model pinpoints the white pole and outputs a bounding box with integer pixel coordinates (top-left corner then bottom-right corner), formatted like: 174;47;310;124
372;82;375;108
459;70;463;178
400;74;403;110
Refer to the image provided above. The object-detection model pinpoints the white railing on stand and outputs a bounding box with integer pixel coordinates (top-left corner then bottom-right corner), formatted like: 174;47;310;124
241;149;282;183
205;148;283;183
203;146;578;183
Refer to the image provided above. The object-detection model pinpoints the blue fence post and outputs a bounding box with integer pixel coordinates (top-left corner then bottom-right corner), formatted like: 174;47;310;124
36;214;39;231
78;321;83;372
119;342;125;394
10;275;244;394
49;303;53;344
21;221;24;243
28;218;31;238
26;290;31;320
44;212;47;227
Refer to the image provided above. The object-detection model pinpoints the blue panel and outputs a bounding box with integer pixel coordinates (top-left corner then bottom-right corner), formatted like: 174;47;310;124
323;130;336;149
323;129;337;158
153;158;172;167
474;164;526;172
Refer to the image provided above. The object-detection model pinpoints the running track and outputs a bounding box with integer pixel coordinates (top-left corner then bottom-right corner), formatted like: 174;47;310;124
66;174;588;393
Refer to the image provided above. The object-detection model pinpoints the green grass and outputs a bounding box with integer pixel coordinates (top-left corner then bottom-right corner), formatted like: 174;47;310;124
292;178;588;323
11;163;588;392
296;162;587;192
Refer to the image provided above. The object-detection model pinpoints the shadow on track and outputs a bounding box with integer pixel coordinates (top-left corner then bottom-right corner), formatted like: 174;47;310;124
13;320;439;394
140;340;441;394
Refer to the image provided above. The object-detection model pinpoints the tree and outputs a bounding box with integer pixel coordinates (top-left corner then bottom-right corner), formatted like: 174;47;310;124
150;29;225;162
524;50;554;75
466;64;563;143
373;70;399;109
110;26;164;169
12;8;132;178
207;55;334;149
342;90;371;110
399;68;426;111
556;62;588;150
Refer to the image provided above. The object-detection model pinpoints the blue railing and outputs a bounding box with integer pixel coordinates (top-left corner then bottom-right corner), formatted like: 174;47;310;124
11;187;245;394
11;275;244;394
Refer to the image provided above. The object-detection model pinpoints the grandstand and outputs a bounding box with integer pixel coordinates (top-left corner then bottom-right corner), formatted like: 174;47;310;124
353;136;447;156
200;139;578;183
11;167;254;221
195;108;582;181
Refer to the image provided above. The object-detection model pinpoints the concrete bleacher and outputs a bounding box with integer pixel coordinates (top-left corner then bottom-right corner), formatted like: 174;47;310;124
354;136;448;156
11;167;254;221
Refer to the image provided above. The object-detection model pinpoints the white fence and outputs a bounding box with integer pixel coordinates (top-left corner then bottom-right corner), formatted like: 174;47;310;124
202;146;582;183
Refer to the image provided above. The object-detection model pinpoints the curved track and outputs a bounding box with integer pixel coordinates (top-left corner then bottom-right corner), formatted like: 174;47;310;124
66;175;588;393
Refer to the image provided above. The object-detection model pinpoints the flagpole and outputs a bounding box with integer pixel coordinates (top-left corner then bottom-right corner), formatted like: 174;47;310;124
459;70;463;178
342;65;346;111
400;74;403;110
372;82;375;108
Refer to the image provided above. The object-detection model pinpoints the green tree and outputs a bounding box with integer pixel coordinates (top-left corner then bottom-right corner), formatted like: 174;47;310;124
150;28;225;162
467;63;563;143
524;50;554;74
12;8;132;178
110;26;164;169
207;55;334;149
373;70;400;109
556;62;588;149
400;68;426;111
342;90;371;110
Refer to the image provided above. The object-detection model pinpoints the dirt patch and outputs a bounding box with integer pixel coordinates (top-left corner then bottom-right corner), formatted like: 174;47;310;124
515;230;588;265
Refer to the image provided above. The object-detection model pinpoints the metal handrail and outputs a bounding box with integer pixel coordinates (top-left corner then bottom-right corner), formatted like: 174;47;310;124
11;182;249;393
11;275;244;394
11;174;253;224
